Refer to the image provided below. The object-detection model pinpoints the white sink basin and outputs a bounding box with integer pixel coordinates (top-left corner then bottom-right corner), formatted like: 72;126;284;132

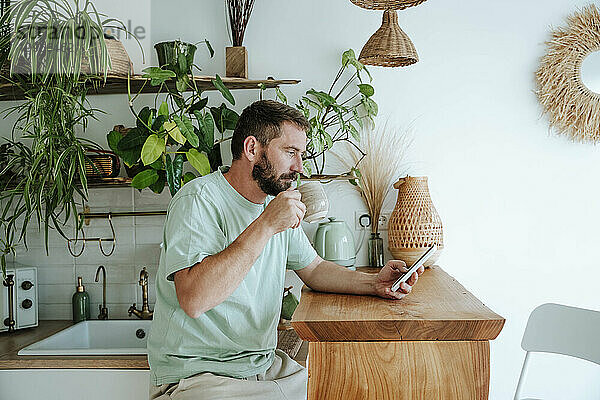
18;320;152;356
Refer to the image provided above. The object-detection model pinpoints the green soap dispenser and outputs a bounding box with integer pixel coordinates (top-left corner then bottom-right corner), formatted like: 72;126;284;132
72;276;90;323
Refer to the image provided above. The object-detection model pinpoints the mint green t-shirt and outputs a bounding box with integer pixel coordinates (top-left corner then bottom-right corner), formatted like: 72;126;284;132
147;168;318;385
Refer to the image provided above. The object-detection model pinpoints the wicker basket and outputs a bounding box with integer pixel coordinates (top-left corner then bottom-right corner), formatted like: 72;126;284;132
85;149;121;179
358;10;418;67
388;176;444;267
81;36;133;76
105;37;134;76
350;0;428;10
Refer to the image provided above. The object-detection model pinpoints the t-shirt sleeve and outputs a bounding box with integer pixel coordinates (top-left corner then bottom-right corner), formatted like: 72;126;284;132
163;194;227;281
286;225;318;270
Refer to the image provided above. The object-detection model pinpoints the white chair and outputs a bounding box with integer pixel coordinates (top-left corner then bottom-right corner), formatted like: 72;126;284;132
513;303;600;400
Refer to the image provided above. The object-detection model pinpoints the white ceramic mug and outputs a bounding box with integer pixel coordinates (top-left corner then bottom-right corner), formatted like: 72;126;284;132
297;182;329;223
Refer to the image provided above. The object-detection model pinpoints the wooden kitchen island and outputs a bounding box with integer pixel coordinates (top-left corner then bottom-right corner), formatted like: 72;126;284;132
291;265;505;400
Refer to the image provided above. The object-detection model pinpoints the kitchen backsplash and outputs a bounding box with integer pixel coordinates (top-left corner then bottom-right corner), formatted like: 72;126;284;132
13;187;171;320
11;182;376;320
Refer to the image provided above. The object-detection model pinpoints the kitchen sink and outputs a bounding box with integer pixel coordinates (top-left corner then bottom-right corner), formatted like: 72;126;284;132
18;320;152;356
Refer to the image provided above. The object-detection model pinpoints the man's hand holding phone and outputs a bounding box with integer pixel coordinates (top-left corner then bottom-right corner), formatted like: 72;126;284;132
373;245;437;300
374;260;424;300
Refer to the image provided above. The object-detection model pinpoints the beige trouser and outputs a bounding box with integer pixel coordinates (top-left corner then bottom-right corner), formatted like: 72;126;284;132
149;350;307;400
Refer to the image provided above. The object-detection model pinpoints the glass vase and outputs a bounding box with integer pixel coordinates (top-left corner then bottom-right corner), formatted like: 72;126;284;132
368;232;384;268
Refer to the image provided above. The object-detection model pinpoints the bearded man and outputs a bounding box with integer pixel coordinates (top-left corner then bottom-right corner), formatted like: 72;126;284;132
148;100;423;400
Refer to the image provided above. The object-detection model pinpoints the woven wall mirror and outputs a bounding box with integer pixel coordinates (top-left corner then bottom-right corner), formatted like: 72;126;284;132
535;5;600;143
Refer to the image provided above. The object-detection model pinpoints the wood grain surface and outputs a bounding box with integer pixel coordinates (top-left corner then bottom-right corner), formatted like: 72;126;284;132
226;46;249;79
292;266;505;341
0;321;69;358
308;340;490;400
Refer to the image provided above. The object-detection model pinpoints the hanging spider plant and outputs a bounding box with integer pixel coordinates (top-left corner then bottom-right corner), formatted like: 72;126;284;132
0;0;132;278
0;0;123;80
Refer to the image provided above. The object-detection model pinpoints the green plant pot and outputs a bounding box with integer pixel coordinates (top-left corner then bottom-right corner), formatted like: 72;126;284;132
154;40;197;75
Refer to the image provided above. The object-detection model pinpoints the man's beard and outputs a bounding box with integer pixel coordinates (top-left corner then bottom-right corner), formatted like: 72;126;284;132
252;151;298;196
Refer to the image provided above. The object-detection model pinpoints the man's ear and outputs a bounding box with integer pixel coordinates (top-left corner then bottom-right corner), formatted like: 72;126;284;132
243;136;260;162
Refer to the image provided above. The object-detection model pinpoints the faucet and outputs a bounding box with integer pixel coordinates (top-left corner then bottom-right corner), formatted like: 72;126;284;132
94;265;109;320
128;267;153;319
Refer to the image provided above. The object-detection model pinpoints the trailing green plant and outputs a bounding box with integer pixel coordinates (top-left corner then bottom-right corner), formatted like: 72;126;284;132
272;49;377;177
0;0;125;81
108;40;242;196
0;0;133;278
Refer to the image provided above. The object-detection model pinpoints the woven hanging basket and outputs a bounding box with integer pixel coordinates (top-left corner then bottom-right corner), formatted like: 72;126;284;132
388;176;444;267
358;10;418;67
350;0;428;10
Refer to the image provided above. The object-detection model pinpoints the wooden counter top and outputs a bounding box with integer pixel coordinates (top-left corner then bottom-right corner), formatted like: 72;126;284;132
0;320;307;370
292;265;505;342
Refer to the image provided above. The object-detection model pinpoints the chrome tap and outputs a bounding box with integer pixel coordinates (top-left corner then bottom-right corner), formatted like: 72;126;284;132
94;265;108;320
128;267;153;320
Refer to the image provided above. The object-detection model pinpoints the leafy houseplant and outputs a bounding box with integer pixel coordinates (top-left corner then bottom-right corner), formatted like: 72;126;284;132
108;40;240;196
0;0;130;277
274;49;378;177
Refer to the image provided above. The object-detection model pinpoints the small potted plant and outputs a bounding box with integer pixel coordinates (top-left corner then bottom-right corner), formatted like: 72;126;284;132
154;39;213;92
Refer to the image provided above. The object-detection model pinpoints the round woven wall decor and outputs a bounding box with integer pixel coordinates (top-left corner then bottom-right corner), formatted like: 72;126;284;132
535;5;600;143
350;0;428;10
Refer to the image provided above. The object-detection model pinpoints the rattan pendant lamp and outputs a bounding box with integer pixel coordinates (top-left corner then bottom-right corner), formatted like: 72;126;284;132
351;0;427;67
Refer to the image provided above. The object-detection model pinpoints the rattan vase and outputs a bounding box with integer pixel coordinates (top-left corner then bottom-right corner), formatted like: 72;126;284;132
388;176;443;267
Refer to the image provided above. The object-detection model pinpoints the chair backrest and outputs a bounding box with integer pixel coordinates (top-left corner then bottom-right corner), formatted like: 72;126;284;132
514;303;600;400
521;302;600;365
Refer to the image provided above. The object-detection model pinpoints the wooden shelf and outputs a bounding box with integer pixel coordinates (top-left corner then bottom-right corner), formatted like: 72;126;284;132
0;75;301;101
301;174;357;182
84;174;355;189
86;177;133;188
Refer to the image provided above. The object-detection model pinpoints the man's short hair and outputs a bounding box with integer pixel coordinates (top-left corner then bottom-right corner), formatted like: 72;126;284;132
231;100;310;160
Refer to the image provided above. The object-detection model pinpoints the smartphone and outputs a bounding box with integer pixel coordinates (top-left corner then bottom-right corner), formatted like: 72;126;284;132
391;244;437;292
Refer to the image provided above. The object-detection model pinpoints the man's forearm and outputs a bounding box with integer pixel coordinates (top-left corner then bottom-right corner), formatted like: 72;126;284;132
174;216;274;318
304;260;377;295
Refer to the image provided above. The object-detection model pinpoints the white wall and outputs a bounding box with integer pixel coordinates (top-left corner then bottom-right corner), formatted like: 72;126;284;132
2;0;600;399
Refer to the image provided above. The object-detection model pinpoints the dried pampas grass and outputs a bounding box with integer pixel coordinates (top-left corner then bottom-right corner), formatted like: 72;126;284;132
331;120;411;234
535;4;600;143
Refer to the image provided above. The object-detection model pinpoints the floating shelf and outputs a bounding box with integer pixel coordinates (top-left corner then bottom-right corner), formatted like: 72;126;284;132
85;174;356;189
0;75;301;101
302;174;357;182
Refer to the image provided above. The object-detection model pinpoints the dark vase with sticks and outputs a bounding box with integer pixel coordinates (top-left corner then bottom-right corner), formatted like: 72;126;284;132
226;0;254;79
